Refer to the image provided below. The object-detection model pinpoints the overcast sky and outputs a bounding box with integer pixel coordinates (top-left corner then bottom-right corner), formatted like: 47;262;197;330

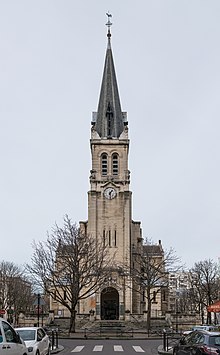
1;1;220;269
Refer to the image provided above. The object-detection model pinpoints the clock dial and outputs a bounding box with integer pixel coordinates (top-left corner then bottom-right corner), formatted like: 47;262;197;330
104;187;116;199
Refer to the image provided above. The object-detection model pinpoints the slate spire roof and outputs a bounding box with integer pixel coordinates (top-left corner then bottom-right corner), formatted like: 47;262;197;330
93;16;126;139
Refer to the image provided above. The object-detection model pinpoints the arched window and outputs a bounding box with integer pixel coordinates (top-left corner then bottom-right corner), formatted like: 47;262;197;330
101;153;108;176
112;153;118;175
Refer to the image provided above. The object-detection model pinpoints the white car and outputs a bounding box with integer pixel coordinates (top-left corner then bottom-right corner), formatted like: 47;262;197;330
0;317;27;355
15;327;50;355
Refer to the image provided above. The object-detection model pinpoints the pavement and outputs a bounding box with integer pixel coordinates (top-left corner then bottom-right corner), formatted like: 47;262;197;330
59;329;162;339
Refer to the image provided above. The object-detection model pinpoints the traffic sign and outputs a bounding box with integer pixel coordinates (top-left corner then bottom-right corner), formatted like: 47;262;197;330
35;305;43;314
0;310;6;315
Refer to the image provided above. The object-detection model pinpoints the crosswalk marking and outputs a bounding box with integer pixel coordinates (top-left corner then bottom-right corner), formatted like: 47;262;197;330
132;346;145;352
71;346;85;352
93;345;104;351
114;345;124;352
71;344;146;353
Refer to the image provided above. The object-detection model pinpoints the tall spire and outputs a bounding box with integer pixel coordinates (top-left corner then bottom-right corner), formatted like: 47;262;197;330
93;13;126;139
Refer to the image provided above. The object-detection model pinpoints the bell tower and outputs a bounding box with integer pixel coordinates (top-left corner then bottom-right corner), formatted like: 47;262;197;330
80;14;142;320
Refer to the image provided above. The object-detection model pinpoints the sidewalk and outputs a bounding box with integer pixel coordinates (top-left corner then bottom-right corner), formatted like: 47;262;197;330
61;329;162;340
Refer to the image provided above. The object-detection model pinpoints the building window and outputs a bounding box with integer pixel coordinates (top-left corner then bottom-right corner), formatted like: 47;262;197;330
103;230;106;246
114;230;117;247
53;291;57;302
101;153;108;176
112;153;118;175
108;230;111;246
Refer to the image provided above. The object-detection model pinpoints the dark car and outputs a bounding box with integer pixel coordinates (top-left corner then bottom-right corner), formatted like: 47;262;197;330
173;330;220;355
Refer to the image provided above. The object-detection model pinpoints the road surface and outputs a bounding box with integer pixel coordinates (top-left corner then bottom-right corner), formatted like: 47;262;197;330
58;338;161;355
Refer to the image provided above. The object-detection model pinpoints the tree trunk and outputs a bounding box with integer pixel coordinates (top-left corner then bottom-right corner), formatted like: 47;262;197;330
201;305;204;325
146;288;151;332
207;311;212;325
69;310;76;333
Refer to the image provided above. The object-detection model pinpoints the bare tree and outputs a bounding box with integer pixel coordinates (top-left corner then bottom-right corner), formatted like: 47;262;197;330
26;215;113;333
0;261;34;324
7;276;35;325
189;259;220;324
131;239;181;331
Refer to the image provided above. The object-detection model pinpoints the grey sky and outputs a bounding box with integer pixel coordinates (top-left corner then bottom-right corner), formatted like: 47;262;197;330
1;1;220;269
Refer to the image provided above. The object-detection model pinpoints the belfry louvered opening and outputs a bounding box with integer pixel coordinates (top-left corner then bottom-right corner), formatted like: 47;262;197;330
101;153;108;176
112;153;118;175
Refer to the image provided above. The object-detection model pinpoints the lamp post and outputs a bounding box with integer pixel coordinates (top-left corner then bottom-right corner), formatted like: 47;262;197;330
175;296;181;333
33;294;45;327
37;293;40;327
176;302;178;333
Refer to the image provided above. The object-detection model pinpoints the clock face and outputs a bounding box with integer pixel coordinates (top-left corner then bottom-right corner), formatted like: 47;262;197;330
104;187;117;200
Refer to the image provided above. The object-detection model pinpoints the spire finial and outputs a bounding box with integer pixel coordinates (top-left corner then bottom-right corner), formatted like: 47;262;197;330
106;12;112;38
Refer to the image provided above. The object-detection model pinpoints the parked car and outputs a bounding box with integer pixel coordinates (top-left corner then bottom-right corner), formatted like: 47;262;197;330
192;326;218;332
0;317;27;355
173;330;220;355
15;327;50;355
183;325;218;335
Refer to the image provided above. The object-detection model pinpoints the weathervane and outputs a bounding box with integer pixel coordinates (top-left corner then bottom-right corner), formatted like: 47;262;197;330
106;12;112;38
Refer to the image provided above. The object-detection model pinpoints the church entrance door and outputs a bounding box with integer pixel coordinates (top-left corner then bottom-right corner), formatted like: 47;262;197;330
101;287;119;320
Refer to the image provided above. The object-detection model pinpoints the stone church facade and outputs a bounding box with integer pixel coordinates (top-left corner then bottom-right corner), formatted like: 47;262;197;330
50;18;167;322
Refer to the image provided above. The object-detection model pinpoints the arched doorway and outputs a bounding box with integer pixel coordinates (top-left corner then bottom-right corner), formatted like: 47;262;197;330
101;287;119;320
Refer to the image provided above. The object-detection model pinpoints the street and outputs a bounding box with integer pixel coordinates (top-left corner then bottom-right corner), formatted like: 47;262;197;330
58;338;161;355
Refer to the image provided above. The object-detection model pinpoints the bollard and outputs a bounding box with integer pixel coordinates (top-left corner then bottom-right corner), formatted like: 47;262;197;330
163;330;167;351
55;330;58;349
51;330;55;350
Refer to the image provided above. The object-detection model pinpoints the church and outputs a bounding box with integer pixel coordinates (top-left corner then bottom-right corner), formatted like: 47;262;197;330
79;15;143;320
50;15;166;323
78;15;163;321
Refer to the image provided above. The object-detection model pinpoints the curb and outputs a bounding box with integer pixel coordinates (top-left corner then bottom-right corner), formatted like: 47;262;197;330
58;334;162;340
158;345;173;355
51;345;64;354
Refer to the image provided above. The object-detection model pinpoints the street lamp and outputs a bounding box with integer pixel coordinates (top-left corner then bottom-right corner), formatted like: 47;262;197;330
33;294;45;327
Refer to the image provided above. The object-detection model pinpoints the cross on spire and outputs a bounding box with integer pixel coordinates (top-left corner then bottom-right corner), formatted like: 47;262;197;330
106;12;112;38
